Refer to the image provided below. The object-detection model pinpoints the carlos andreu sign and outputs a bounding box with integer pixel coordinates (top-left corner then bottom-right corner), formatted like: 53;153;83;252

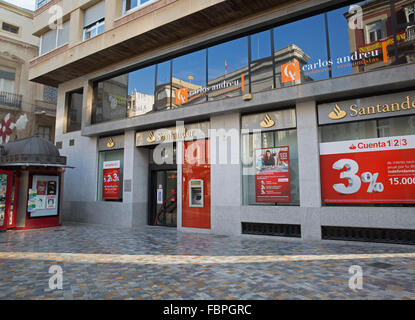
318;90;415;125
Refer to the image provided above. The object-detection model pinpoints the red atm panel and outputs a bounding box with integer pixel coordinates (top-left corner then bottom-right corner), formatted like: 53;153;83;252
182;140;211;229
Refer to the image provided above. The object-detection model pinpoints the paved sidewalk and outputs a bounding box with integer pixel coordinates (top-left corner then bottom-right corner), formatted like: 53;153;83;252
0;223;414;300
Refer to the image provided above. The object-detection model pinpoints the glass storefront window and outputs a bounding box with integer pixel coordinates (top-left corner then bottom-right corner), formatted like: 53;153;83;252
97;149;124;201
396;1;415;65
172;49;207;108
274;14;329;87
242;129;300;206
250;30;274;93
319;114;415;142
319;113;415;207
93;74;128;124
155;61;172;111
208;37;248;101
66;89;83;132
329;1;394;78
127;65;155;117
91;1;415;125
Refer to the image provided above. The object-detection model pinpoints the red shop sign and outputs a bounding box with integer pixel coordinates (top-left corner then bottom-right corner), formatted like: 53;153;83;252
103;161;121;200
255;146;291;203
320;135;415;204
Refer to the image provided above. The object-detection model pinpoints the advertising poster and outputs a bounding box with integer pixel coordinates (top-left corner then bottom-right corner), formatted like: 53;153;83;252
37;181;47;195
255;146;291;203
47;181;57;195
28;189;37;212
36;196;46;209
46;196;57;209
320;135;415;204
103;161;121;200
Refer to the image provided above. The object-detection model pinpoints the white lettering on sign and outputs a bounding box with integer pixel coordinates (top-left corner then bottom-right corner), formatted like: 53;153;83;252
103;161;120;169
320;135;415;156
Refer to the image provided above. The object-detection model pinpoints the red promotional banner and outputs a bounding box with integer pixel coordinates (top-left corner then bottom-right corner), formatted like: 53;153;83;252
320;135;415;204
255;147;291;203
103;161;121;200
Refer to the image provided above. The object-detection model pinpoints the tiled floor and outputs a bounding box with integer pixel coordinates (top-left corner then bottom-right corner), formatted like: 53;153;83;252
0;223;414;300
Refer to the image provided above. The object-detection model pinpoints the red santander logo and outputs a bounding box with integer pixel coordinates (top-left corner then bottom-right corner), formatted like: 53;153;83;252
349;144;357;150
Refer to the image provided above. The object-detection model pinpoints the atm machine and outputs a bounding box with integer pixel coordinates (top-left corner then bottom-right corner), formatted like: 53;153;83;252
189;179;204;208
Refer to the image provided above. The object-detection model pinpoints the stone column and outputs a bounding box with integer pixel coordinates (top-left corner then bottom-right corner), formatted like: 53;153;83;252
296;100;322;240
69;8;84;47
105;0;123;31
210;113;241;236
124;129;149;228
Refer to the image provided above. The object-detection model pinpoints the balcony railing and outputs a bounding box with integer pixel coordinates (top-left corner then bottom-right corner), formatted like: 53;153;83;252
0;91;22;109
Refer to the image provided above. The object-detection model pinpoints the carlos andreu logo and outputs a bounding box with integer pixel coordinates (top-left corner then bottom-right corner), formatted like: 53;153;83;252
176;88;188;105
328;104;347;120
260;114;275;128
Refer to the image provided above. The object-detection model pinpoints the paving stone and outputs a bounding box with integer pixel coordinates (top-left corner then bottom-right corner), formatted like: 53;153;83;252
0;223;414;299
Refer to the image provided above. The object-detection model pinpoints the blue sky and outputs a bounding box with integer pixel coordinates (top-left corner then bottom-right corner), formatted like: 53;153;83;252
4;0;35;10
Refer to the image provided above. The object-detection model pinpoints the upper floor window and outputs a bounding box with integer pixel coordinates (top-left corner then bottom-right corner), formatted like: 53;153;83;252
0;69;15;93
84;19;105;41
36;126;52;141
40;21;70;56
43;86;58;103
405;3;415;23
2;23;19;35
366;21;383;43
124;0;154;13
83;1;105;41
36;0;51;9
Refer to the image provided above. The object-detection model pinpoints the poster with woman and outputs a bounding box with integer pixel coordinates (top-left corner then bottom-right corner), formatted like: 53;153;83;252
255;146;291;203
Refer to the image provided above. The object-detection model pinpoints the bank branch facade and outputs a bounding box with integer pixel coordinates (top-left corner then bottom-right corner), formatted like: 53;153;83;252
29;0;415;244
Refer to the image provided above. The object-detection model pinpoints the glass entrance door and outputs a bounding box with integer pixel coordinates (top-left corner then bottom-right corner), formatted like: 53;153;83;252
150;170;177;227
0;171;13;232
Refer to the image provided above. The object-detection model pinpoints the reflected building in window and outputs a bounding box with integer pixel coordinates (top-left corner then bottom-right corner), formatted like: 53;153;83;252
94;74;128;123
344;0;415;73
167;44;311;108
127;89;154;117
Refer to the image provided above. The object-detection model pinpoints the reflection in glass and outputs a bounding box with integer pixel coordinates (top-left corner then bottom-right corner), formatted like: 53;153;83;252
172;49;207;108
208;37;248;101
274;14;328;87
93;74;128;123
250;30;274;93
395;1;415;64
66;89;83;132
339;1;393;75
155;61;172;111
319;115;415;143
127;65;155;117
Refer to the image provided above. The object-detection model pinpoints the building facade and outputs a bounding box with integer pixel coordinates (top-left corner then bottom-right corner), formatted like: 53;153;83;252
0;0;57;144
29;0;415;244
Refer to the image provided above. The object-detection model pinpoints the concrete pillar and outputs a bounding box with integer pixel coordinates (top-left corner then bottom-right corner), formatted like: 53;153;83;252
82;80;93;129
210;113;241;236
177;140;183;230
69;8;83;47
124;130;149;228
105;0;123;31
16;171;29;228
296;100;322;240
